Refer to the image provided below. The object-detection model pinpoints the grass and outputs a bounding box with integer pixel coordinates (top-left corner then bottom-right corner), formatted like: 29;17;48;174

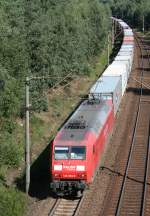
0;125;24;168
0;184;26;216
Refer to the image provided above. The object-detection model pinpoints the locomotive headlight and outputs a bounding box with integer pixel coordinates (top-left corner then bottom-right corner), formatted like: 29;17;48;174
54;165;62;171
80;174;86;178
76;165;85;171
77;173;86;179
54;173;61;178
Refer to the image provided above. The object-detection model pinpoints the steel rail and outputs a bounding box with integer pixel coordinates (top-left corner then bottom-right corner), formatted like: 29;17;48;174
141;119;150;216
48;199;61;216
48;196;83;216
140;34;150;216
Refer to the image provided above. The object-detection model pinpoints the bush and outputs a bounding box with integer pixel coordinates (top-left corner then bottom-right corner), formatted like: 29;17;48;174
0;185;26;216
109;0;150;29
0;0;111;121
0;131;22;167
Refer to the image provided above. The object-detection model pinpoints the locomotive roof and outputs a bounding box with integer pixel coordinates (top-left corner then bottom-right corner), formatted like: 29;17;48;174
56;100;112;142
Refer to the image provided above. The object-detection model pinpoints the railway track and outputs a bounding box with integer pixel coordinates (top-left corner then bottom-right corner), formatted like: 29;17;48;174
101;33;150;216
114;33;150;216
140;33;150;216
48;197;82;216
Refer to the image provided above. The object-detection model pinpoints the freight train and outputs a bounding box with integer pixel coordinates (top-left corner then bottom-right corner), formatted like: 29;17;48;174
50;18;134;196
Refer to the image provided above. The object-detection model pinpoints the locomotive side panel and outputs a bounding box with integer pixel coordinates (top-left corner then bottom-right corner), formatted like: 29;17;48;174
91;105;114;181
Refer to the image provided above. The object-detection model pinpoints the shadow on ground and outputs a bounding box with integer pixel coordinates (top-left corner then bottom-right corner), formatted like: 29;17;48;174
100;166;150;185
138;67;150;72
140;54;149;59
16;142;53;200
126;87;150;95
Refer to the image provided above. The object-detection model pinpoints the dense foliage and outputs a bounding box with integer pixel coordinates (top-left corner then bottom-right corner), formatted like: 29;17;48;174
0;1;110;215
107;0;150;29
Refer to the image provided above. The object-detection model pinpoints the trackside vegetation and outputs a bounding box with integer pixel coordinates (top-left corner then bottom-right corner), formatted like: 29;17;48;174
0;0;111;215
107;0;150;29
0;184;26;216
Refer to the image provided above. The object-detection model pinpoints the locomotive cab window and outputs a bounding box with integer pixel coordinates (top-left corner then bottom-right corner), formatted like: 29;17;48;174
71;146;86;160
54;146;69;160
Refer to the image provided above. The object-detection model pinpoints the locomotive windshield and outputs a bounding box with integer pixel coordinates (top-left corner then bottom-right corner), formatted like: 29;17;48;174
70;146;86;160
54;146;69;159
54;146;86;160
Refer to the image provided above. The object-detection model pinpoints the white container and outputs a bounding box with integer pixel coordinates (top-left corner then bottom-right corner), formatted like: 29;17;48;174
118;51;133;57
115;55;132;72
124;30;133;36
102;64;128;95
123;41;134;46
89;76;122;115
118;51;133;63
115;55;132;64
120;22;129;29
120;49;134;56
121;44;134;50
120;47;134;52
118;48;133;54
119;47;133;52
112;60;130;78
124;28;132;31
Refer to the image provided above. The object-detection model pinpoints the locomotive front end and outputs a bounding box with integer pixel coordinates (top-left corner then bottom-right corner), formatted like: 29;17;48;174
50;145;87;196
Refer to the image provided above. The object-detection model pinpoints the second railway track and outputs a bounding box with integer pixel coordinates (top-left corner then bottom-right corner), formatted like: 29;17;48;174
114;32;150;216
101;32;150;216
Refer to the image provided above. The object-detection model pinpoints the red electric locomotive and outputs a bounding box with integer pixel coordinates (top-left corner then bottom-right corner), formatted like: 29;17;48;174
50;99;114;196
